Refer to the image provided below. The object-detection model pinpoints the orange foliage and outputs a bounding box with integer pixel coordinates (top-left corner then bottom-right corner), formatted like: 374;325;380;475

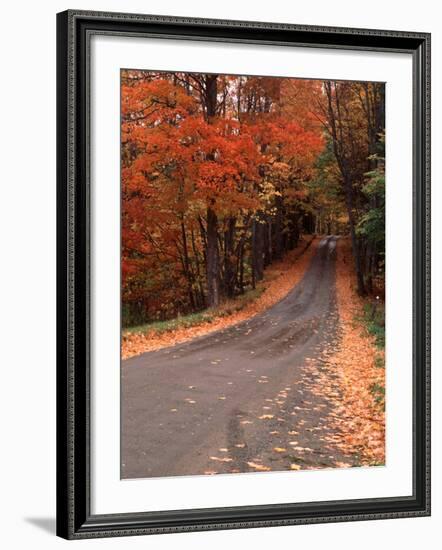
121;71;325;322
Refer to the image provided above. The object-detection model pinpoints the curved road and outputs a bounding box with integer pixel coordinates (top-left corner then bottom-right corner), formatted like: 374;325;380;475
122;236;352;478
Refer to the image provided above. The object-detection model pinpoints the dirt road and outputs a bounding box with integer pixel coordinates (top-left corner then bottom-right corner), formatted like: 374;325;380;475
122;236;354;479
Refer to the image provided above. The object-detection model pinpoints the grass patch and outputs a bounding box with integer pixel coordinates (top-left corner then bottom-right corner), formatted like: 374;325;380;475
123;286;265;337
123;311;215;336
369;382;385;409
357;301;385;349
374;355;384;369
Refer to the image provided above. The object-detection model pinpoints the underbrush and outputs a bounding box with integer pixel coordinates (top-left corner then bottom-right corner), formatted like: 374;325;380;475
356;299;385;412
360;301;385;349
369;382;386;410
123;287;264;337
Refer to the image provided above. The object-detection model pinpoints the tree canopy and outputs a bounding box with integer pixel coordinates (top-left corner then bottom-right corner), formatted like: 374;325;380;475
121;71;385;326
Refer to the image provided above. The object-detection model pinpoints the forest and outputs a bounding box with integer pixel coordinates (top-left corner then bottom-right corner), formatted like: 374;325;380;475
121;71;385;327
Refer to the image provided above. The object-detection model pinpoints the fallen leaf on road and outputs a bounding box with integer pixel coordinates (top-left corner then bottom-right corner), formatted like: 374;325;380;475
210;456;233;463
304;239;385;467
247;462;271;471
290;464;302;470
273;447;287;453
259;414;274;420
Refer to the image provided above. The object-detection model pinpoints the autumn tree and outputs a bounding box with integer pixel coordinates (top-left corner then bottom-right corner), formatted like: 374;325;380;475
318;80;385;295
121;71;383;327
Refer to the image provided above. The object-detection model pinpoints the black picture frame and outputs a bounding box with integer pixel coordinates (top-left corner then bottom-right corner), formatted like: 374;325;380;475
56;9;431;540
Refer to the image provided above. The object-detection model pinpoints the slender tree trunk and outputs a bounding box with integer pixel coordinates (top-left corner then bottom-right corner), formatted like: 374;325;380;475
273;194;284;260
288;213;299;249
238;242;245;293
204;74;221;307
180;223;196;310
198;216;207;257
223;217;237;298
325;80;366;295
344;178;366;296
191;227;205;308
206;205;220;307
252;216;265;282
267;222;273;264
263;219;271;266
365;243;373;294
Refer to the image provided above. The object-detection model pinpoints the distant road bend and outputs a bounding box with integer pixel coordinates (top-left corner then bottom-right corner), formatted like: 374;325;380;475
122;235;353;478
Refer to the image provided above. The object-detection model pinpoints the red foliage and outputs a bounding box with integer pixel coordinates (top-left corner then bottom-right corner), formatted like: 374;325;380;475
121;72;325;322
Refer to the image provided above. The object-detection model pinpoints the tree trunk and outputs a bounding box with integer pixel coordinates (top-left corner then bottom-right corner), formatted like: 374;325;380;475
238;241;245;293
344;178;366;296
206;205;220;307
365;242;373;294
252;216;265;282
324;81;366;295
223;217;237;298
191;227;205;308
273;194;284;260
293;214;300;248
204;74;221;307
267;222;273;264
180;222;196;310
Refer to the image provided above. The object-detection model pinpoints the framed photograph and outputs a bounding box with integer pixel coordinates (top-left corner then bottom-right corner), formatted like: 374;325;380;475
56;10;430;539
